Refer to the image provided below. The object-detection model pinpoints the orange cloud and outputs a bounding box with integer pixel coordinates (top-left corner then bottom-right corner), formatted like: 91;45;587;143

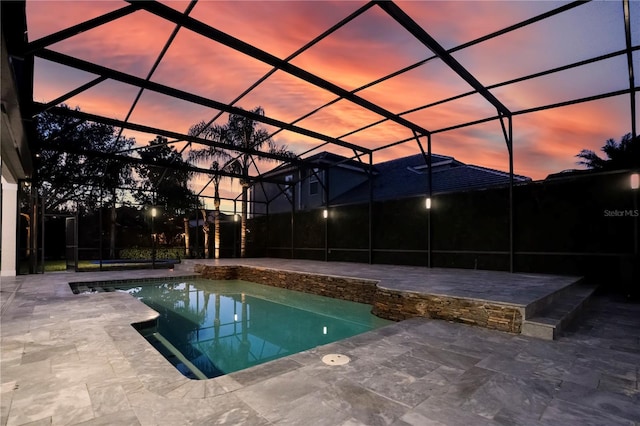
358;59;473;115
395;0;560;51
511;96;632;178
26;1;122;41
238;71;339;124
190;1;367;59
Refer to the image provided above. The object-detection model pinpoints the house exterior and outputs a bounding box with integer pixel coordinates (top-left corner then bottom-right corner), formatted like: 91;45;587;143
250;151;373;216
250;151;531;216
1;32;33;277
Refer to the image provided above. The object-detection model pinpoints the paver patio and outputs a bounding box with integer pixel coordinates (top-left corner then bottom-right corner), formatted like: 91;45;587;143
1;260;638;425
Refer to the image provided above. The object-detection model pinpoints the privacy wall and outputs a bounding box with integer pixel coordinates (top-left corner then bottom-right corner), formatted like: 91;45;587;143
247;170;639;289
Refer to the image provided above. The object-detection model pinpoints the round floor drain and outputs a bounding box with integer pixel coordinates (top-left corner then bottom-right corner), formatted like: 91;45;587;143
321;354;350;366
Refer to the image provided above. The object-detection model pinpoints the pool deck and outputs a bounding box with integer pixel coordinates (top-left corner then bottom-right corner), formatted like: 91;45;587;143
1;260;639;425
189;258;585;335
187;258;577;305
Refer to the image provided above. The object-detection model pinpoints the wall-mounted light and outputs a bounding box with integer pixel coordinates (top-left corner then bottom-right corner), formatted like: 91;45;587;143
234;214;239;222
323;209;328;219
151;207;157;217
631;173;639;190
425;197;432;210
234;314;238;321
322;326;327;335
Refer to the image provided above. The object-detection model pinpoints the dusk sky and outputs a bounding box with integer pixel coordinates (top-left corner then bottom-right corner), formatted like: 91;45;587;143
26;0;639;208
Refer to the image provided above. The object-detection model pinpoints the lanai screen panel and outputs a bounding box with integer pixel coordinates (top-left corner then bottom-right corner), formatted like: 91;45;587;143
17;0;637;202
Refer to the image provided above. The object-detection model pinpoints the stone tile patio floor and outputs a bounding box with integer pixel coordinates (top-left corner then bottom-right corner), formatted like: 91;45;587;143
187;258;580;307
0;262;639;425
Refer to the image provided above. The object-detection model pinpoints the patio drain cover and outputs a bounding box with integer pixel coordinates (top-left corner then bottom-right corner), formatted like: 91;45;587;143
322;354;350;366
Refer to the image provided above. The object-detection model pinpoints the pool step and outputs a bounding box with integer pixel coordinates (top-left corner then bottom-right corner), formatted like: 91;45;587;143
147;332;209;380
521;282;598;340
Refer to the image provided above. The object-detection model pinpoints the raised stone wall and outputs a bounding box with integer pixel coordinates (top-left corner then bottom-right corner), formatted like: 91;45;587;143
372;287;523;333
196;264;377;304
195;264;523;333
194;264;237;280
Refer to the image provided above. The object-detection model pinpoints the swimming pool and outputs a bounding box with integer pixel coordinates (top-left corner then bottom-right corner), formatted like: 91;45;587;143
113;278;391;379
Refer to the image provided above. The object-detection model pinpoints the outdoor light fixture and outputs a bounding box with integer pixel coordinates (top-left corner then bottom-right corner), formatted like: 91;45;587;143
631;173;639;190
234;214;239;222
323;209;328;219
234;314;238;321
151;207;157;217
425;197;432;209
323;326;327;335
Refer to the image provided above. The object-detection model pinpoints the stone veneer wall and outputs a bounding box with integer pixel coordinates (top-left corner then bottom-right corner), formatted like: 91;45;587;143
195;264;377;304
194;264;523;333
372;287;523;333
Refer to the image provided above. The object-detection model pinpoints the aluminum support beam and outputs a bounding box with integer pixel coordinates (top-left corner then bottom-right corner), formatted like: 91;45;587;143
347;46;639;147
414;132;432;268
36;49;370;154
291;184;295;259
368;152;373;264
324;170;330;262
201;1;376;140
375;1;511;118
427;134;432;268
40;104;308;168
427;87;639;136
119;1;198;188
623;0;637;138
499;114;515;273
285;1;587;146
126;0;433;139
25;5;142;55
42;144;290;186
33;77;107;115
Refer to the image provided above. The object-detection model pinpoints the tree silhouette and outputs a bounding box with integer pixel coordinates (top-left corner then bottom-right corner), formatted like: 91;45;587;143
188;107;296;257
34;105;135;259
577;133;640;171
135;136;198;215
136;136;199;249
34;105;134;212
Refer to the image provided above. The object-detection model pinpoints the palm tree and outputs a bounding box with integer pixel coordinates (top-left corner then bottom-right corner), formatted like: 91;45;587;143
187;135;230;259
577;133;640;170
189;106;296;258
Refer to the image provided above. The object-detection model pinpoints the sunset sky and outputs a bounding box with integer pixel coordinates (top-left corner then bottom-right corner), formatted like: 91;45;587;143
26;0;639;209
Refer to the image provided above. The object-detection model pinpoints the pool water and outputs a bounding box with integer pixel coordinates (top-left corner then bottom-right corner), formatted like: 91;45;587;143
116;279;391;379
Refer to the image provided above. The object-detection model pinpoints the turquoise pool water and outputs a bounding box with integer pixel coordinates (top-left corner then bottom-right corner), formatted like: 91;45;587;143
116;278;391;379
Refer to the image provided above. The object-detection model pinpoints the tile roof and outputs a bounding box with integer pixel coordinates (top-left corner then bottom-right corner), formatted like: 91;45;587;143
330;153;531;205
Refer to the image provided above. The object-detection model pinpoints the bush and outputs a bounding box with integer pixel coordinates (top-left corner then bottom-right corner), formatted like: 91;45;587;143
120;247;183;260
